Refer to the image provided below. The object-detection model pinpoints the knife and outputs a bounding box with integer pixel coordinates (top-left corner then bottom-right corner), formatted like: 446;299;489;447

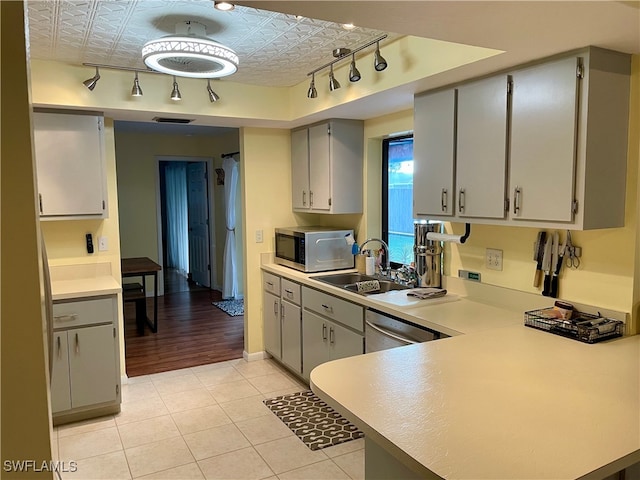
541;235;552;295
543;231;559;297
533;231;546;288
549;232;568;298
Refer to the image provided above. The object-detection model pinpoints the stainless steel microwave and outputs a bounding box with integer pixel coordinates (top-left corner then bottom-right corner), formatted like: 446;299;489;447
274;227;354;273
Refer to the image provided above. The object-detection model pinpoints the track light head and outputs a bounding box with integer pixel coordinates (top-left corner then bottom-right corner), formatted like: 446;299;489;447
83;67;101;91
307;74;317;98
374;42;387;71
349;55;361;82
131;72;143;97
207;79;220;102
170;76;182;101
329;66;341;91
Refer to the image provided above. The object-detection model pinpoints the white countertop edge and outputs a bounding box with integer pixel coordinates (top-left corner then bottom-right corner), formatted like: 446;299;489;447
52;276;121;301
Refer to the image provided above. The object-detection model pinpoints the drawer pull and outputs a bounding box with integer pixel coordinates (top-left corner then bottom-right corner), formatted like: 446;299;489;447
321;304;333;313
284;288;293;297
266;281;274;288
54;314;78;322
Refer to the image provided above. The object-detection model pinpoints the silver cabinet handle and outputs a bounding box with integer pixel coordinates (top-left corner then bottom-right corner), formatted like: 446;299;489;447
441;188;448;212
54;314;78;322
329;326;335;344
39;194;43;214
280;303;284;319
75;333;79;354
302;191;307;206
322;323;327;341
273;300;278;315
458;188;465;213
321;303;333;314
57;336;61;358
309;191;314;207
284;288;293;298
266;281;273;287
513;186;521;215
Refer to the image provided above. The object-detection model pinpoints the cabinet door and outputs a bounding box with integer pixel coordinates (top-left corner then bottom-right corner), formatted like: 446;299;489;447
456;76;509;219
291;128;310;210
68;325;117;408
281;300;301;374
50;332;71;413
302;310;329;379
308;123;331;211
33;112;105;217
413;89;457;217
263;291;281;359
328;321;364;361
510;56;580;222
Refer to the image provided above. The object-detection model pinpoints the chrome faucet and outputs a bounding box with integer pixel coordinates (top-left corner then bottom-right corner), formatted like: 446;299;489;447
359;238;390;277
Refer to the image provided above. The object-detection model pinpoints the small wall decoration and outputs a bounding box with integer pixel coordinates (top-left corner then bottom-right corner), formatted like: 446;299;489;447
215;168;225;185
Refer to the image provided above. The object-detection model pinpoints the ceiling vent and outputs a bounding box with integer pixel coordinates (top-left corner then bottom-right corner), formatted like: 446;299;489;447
152;117;194;124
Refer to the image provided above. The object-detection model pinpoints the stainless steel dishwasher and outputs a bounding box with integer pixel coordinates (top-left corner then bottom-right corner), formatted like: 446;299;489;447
365;309;447;352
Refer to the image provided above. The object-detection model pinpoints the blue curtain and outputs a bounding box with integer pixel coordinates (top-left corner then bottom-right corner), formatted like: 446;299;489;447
165;163;189;275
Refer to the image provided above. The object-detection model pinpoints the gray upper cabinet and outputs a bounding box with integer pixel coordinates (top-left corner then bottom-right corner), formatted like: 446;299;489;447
509;56;580;223
291;119;364;214
33;111;108;219
413;89;456;218
413;47;630;230
456;75;510;219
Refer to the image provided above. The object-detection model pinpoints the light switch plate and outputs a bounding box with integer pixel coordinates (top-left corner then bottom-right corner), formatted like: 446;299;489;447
98;236;108;251
256;230;263;243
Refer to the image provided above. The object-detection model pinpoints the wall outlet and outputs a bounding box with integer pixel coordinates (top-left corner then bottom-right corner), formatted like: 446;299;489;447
256;229;263;243
486;248;503;271
98;236;108;251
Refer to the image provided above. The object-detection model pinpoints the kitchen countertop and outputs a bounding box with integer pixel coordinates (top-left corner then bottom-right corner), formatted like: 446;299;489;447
51;276;121;301
262;262;639;478
311;325;640;479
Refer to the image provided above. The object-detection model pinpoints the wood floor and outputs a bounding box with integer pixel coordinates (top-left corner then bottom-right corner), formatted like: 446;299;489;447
123;288;245;377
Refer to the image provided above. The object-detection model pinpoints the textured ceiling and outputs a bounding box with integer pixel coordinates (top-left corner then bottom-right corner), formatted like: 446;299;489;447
26;0;400;87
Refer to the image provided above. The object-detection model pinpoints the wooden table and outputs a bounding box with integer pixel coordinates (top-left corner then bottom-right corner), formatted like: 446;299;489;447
121;257;161;334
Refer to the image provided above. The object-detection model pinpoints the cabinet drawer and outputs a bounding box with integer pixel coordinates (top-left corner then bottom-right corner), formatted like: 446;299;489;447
302;287;363;333
281;279;301;305
53;296;115;329
263;272;281;295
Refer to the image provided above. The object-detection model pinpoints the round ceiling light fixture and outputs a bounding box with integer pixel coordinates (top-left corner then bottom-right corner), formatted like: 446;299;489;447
142;21;238;79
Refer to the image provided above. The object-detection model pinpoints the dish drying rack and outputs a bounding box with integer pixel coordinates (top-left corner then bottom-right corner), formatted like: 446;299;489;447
524;308;624;343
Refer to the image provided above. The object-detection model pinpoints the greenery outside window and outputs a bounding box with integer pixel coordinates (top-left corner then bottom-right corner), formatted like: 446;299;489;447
382;135;414;265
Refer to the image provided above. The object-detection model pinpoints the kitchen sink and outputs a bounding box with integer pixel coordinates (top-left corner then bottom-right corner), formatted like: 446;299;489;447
314;272;411;296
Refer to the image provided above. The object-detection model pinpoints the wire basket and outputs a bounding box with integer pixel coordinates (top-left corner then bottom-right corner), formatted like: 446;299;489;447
524;308;624;344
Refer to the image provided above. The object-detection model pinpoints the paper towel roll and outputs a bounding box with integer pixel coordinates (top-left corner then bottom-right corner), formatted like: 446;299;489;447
355;254;367;274
426;232;465;244
365;256;376;276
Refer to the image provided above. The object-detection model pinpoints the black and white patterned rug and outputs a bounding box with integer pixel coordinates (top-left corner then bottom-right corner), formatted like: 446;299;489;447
212;299;244;316
263;390;364;451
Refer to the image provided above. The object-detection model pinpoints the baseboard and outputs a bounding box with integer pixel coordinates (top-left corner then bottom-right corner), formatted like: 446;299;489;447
243;350;271;362
121;375;129;385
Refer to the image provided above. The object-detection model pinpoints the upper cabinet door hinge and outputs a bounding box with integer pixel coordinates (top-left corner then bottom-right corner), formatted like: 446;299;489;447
507;79;513;95
572;200;579;214
576;61;584;79
102;200;106;210
504;198;510;213
328;197;332;206
97;119;103;131
327;124;331;136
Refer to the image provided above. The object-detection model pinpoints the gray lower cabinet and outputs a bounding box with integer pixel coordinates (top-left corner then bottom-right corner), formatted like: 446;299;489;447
302;287;364;381
262;272;302;374
51;295;121;424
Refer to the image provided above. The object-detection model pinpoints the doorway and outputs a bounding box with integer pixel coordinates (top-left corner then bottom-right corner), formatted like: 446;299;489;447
158;157;215;295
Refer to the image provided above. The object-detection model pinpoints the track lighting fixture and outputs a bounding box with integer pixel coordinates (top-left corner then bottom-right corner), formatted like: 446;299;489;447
171;76;182;101
83;67;101;91
131;71;143;97
349;54;361;82
207;79;220;102
307;73;317;99
374;41;387;71
306;34;387;99
328;65;341;91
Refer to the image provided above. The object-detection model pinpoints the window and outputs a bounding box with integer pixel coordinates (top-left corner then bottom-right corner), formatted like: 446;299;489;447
382;136;414;265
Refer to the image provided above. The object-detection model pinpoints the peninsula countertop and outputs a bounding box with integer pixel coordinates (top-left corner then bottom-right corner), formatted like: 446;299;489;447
311;325;640;479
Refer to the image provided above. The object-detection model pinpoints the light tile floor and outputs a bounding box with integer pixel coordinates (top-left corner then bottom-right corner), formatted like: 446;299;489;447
54;358;365;480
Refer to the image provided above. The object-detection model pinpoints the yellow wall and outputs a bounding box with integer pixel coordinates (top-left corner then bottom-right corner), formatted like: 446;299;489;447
240;127;297;353
1;1;53;475
114;129;241;293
